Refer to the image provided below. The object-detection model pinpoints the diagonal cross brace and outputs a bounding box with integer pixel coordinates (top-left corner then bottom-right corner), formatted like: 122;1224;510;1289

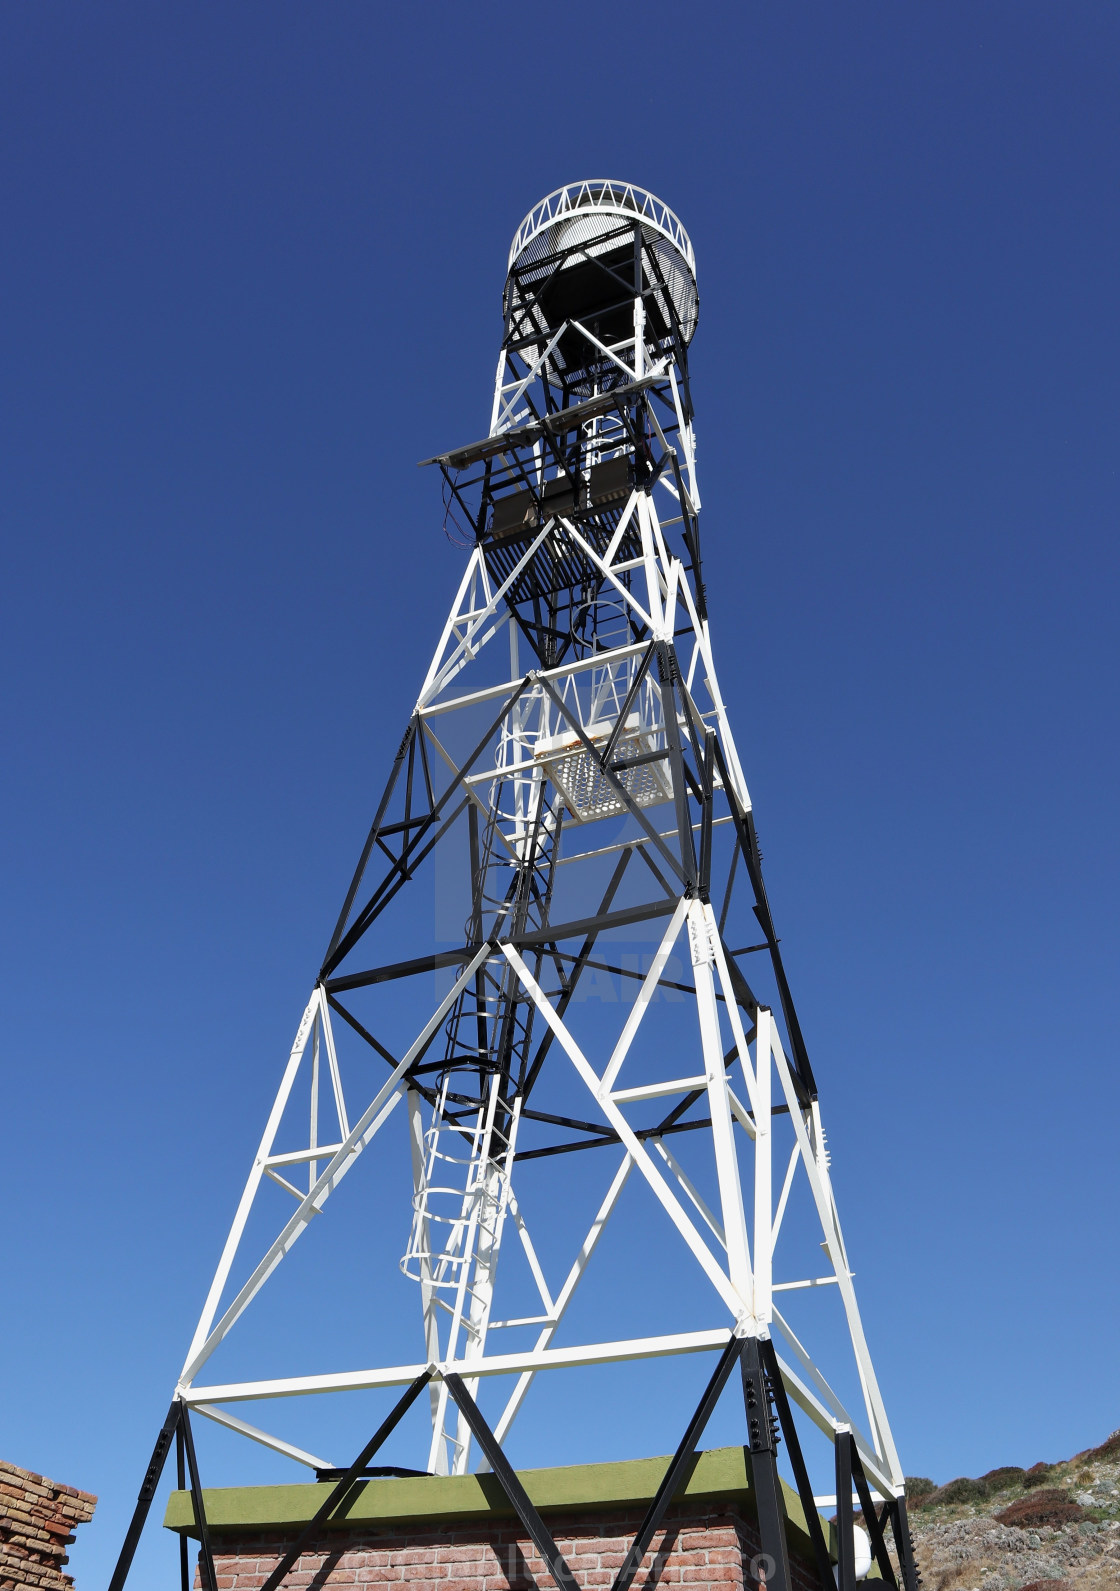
849;1441;901;1590
611;1334;744;1591
107;1400;217;1591
107;1400;181;1591
258;1371;433;1591
442;1373;579;1591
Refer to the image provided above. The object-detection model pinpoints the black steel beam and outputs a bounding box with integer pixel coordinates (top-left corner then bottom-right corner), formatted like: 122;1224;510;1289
612;1336;744;1591
835;1431;856;1591
541;948;698;998
325;791;472;974
176;1425;189;1591
632;838;678;902
179;1405;217;1591
514;1113;711;1162
107;1400;181;1591
889;1497;921;1591
324;994;401;1069
324;723;415;966
511;896;677;950
258;1371;433;1591
850;1445;900;1589
324;682;531;977
759;1338;835;1591
601;642;657;770
656;644;699;891
442;1374;579;1591
741;1337;792;1591
712;739;818;1099
325;947;474;994
518;1105;616;1138
520;850;632;1100
420;379;660;471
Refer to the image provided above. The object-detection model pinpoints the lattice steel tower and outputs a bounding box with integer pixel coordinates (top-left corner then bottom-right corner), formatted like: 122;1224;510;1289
111;182;919;1591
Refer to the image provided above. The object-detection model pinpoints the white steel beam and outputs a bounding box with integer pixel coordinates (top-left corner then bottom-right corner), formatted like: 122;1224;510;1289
420;520;568;708
752;1006;773;1325
179;990;320;1383
688;903;754;1311
179;946;491;1389
555;519;656;633
491;1152;633;1450
502;942;748;1321
773;1351;898;1500
771;1141;799;1245
652;1138;726;1249
770;1032;903;1485
192;1404;332;1472
610;1075;709;1103
407;1087;445;1452
418;641;648;718
600;900;689;1093
184;1326;734;1407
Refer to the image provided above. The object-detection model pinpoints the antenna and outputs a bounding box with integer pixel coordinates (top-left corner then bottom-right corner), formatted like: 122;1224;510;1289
109;181;920;1591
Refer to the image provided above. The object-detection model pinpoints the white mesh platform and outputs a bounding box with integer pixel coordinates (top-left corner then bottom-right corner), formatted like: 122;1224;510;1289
534;716;673;823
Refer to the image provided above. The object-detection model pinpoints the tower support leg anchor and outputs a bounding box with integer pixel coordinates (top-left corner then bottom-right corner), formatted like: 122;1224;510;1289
758;1338;834;1591
741;1336;792;1591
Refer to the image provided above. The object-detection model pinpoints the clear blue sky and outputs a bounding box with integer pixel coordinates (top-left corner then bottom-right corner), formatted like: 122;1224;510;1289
2;4;1118;1587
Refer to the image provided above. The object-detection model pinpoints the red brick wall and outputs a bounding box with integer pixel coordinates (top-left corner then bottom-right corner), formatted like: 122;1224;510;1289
192;1500;824;1591
0;1460;97;1591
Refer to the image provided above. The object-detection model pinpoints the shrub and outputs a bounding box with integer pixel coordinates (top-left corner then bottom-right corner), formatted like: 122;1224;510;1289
1018;1581;1071;1591
904;1476;937;1500
979;1465;1025;1493
935;1476;988;1505
995;1490;1085;1529
1023;1463;1057;1488
1086;1429;1120;1462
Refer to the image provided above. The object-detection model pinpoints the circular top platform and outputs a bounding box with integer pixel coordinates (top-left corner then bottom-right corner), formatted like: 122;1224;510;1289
508;181;696;277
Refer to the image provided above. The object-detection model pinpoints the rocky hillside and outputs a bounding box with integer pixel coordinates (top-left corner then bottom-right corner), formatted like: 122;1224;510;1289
902;1426;1120;1590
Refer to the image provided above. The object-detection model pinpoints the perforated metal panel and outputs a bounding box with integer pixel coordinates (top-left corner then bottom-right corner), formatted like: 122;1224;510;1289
535;719;673;823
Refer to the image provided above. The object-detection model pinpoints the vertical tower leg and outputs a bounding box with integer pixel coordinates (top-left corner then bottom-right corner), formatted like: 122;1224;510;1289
890;1496;921;1591
741;1337;792;1591
759;1338;836;1591
176;1424;189;1591
835;1430;856;1591
180;1405;217;1591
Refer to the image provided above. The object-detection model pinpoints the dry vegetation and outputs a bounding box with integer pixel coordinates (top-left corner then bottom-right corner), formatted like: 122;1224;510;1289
896;1428;1120;1591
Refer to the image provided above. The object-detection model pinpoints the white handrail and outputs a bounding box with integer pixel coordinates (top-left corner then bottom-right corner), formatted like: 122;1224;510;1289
508;180;696;276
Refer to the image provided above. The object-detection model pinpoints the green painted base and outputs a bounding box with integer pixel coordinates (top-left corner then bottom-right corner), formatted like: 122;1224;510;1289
163;1443;840;1571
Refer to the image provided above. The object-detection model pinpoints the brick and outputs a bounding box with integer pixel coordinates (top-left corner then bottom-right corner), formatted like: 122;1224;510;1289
0;1462;95;1591
436;1544;490;1565
705;1548;741;1566
171;1493;827;1591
